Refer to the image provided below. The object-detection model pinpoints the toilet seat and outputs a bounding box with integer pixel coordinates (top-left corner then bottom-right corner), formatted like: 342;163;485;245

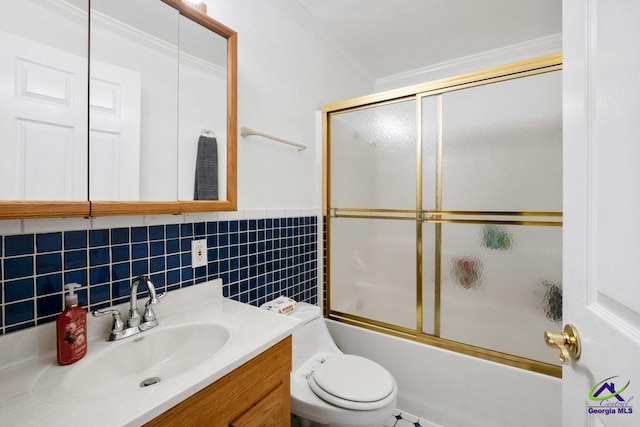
308;354;396;411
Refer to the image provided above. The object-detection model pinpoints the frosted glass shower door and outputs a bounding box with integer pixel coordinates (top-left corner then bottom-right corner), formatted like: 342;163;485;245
439;223;562;365
421;70;563;366
326;55;563;374
330;100;416;210
330;218;416;329
329;99;417;330
440;71;562;212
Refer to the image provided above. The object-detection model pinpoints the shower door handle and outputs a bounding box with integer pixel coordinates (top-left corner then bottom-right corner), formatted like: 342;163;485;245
544;324;581;365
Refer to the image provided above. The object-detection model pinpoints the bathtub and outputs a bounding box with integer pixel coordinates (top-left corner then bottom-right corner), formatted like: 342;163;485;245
326;319;561;427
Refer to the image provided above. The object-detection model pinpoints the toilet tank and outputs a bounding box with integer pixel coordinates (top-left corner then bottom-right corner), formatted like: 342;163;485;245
288;302;341;370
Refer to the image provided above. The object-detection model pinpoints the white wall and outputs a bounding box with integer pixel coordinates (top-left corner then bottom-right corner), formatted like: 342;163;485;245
202;0;372;210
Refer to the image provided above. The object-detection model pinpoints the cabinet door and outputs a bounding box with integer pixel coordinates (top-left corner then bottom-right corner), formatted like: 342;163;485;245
0;0;89;218
230;383;287;427
89;0;179;202
144;337;291;427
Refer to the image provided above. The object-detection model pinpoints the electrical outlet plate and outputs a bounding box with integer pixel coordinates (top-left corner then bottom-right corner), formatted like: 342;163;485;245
191;239;207;268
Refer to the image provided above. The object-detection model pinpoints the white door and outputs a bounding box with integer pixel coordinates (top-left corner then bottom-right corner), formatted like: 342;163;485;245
0;31;87;201
89;60;141;201
563;1;640;426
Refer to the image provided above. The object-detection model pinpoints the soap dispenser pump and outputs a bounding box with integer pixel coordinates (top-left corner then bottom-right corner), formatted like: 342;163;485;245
56;283;87;365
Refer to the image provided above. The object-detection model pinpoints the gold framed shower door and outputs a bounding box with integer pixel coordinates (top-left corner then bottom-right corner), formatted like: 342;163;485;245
323;54;563;378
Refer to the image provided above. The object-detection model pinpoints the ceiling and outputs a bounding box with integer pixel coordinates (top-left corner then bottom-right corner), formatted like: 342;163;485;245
294;0;561;81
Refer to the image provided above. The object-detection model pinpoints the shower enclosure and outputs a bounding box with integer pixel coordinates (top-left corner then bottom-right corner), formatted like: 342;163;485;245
324;54;562;376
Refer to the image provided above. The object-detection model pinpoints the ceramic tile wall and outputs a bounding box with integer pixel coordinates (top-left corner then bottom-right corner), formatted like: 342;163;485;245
0;215;318;335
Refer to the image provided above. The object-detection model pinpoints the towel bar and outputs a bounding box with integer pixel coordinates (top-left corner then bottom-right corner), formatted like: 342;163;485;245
240;127;307;151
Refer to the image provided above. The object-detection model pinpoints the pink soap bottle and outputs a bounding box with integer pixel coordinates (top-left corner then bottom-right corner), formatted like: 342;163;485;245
56;284;87;365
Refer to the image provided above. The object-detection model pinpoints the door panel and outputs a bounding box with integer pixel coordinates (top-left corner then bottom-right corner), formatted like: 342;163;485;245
441;72;562;212
20;120;76;200
564;0;640;425
330;217;417;330
330;100;417;210
89;61;141;201
229;383;286;427
0;31;87;201
439;222;562;365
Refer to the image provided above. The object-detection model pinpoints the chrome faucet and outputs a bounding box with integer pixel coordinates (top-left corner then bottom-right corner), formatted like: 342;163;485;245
93;275;165;341
128;275;161;328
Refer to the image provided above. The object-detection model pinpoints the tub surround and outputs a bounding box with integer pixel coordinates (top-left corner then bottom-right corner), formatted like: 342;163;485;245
0;279;302;426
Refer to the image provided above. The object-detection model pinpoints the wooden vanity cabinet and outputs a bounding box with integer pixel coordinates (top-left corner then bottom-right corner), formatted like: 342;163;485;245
145;336;292;427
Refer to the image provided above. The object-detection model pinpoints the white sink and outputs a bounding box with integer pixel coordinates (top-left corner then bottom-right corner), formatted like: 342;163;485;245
2;280;301;427
33;320;231;403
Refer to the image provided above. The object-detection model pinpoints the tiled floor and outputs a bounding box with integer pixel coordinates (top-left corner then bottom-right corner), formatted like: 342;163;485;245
382;410;442;427
291;410;442;427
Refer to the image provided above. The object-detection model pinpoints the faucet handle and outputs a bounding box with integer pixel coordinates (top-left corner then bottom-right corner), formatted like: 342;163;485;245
92;308;125;333
149;291;167;305
143;305;157;323
144;291;166;309
143;292;166;323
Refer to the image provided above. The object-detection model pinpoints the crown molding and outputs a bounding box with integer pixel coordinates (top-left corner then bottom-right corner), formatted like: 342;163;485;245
375;33;562;92
31;0;87;26
91;8;178;58
31;0;224;77
180;51;226;78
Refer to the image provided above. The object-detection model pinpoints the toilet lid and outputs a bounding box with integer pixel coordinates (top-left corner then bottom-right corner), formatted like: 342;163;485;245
310;355;395;403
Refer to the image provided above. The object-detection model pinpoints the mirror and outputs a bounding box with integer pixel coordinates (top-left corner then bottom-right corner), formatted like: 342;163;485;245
0;0;90;218
175;1;236;213
178;14;228;203
0;0;237;219
89;0;179;203
90;0;237;215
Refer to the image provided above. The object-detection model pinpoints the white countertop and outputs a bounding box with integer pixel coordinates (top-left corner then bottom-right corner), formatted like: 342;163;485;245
0;279;302;426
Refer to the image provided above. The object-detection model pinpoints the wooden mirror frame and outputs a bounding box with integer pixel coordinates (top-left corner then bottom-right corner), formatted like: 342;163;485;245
0;0;237;219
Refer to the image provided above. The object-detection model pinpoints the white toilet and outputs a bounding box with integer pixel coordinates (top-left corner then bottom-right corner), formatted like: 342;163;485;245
288;302;397;427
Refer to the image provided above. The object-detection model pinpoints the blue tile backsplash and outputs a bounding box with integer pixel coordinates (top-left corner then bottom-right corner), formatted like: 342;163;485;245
0;216;318;335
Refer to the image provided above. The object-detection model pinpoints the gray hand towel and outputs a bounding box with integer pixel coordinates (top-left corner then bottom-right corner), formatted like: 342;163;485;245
193;135;218;200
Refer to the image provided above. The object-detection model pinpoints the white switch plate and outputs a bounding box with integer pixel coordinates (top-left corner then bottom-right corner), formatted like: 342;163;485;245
191;239;207;268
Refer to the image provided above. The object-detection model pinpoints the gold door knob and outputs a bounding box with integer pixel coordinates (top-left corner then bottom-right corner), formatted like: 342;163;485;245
544;324;581;365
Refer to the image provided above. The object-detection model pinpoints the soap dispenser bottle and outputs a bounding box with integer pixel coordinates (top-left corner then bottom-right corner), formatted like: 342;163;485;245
56;283;87;365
